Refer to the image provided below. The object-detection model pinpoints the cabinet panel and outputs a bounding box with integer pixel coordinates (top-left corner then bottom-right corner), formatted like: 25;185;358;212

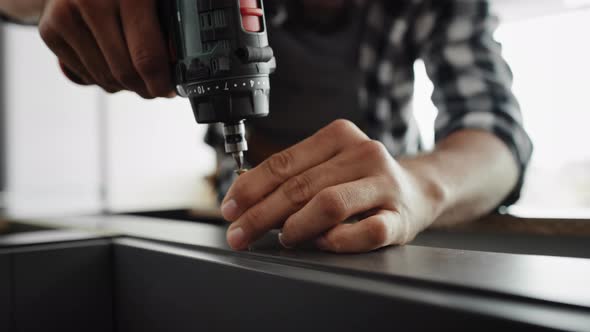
0;253;12;331
13;241;113;332
114;241;547;332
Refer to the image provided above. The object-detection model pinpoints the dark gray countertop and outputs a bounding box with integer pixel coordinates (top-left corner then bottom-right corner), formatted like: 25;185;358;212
2;214;590;331
8;214;588;311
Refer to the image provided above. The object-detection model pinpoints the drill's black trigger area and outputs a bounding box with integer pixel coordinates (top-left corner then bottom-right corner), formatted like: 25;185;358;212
236;46;275;63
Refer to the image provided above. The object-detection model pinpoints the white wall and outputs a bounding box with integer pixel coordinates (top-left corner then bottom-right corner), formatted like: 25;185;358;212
3;24;102;218
491;0;590;21
2;25;216;218
103;92;215;213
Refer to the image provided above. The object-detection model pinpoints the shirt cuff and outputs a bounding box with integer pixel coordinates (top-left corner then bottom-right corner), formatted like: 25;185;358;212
435;111;533;208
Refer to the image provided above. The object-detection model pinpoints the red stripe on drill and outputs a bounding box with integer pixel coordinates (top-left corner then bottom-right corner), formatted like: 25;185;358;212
239;0;262;32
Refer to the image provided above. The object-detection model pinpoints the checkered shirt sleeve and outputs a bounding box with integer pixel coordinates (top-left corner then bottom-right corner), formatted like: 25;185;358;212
417;0;533;206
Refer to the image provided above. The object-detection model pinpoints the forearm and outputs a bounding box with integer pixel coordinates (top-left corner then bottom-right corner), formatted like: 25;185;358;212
400;130;519;228
0;0;44;23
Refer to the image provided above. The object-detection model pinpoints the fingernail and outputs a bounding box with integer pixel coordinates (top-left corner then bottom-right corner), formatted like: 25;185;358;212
227;227;246;250
278;232;293;249
221;199;240;220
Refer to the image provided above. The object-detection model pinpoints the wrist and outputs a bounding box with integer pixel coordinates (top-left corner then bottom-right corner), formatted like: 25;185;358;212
398;156;450;227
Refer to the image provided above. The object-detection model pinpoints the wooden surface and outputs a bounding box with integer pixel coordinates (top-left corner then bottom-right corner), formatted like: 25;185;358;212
442;214;590;237
0;219;9;234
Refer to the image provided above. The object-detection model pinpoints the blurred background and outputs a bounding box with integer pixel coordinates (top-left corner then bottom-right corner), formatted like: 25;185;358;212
0;0;589;219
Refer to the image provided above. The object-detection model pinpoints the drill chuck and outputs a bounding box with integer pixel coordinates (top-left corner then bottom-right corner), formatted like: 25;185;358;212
223;121;248;154
223;121;247;172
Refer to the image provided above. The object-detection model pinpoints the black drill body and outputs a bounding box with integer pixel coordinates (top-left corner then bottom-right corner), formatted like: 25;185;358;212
160;0;275;170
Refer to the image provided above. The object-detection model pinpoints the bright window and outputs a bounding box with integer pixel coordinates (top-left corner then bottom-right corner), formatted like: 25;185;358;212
413;9;590;218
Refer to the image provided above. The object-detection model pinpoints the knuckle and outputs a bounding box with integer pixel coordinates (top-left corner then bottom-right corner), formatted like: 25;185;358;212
280;219;299;243
359;141;393;172
103;86;120;94
51;0;74;21
366;220;389;247
113;68;140;88
39;2;73;43
322;235;341;251
359;140;389;160
323;232;350;252
228;181;252;205
132;52;164;78
282;174;313;206
38;22;58;46
317;189;348;221
266;150;294;180
95;72;118;89
398;218;415;245
328;119;358;135
229;180;245;199
139;94;156;100
242;207;264;234
74;0;105;13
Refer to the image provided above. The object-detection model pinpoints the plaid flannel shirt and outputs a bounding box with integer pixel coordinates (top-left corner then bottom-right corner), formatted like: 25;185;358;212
1;1;533;206
208;0;533;207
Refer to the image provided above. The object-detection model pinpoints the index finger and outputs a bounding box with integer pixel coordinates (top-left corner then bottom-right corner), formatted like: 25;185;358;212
77;0;151;97
120;0;172;97
221;120;368;221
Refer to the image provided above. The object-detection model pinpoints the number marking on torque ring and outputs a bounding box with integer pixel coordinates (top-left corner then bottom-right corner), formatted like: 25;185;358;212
192;80;264;95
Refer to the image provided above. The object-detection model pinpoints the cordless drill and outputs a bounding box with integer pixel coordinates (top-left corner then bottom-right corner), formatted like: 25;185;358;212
161;0;276;172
